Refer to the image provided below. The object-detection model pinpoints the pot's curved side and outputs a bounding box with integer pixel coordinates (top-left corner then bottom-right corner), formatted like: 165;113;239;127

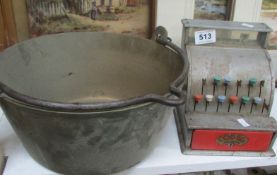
1;98;171;175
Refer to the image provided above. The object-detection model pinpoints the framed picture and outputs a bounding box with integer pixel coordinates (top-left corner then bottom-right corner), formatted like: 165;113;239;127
26;0;157;38
0;0;18;51
194;0;235;20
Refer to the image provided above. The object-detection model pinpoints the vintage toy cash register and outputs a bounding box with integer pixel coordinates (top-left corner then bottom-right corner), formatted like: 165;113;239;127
175;19;277;156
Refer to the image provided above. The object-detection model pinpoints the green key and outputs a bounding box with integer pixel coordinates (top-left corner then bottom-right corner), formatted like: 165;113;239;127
213;76;221;85
241;96;250;104
249;78;257;86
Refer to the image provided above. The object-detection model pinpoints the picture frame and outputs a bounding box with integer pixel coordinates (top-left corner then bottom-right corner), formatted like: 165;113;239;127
26;0;157;38
194;0;236;21
0;0;18;51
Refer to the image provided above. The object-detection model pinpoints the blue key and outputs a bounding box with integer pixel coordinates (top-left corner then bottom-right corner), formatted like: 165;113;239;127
253;97;263;105
224;76;232;85
218;95;226;103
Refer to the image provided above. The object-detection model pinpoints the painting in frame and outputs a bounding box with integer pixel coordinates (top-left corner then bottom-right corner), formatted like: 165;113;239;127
26;0;157;38
194;0;235;20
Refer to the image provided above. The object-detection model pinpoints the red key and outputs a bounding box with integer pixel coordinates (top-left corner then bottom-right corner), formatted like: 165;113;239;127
229;96;239;104
194;94;203;103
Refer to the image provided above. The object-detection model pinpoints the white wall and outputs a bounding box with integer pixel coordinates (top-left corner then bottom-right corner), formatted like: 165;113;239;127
156;0;194;46
233;0;262;22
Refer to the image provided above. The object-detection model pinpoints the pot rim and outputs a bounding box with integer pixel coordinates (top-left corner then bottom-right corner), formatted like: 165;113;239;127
0;30;189;112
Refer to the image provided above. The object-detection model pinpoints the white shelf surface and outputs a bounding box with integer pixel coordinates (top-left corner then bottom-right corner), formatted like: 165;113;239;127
1;90;277;175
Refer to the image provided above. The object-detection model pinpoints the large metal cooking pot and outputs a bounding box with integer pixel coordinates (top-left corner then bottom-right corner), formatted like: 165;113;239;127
0;28;188;174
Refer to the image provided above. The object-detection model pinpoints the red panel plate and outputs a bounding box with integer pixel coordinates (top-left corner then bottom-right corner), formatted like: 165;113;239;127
191;130;273;151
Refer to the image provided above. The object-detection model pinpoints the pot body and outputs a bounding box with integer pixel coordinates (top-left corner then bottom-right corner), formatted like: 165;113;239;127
1;98;171;175
0;32;186;174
